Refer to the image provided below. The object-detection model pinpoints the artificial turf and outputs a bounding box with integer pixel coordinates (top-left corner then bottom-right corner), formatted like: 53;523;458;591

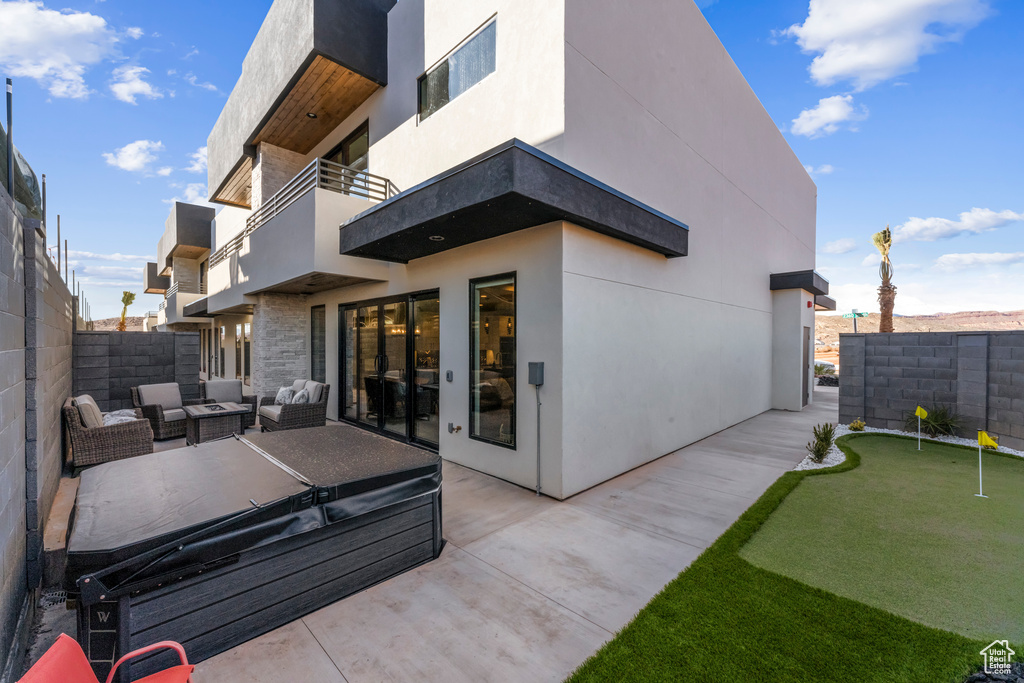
740;434;1024;642
567;435;991;683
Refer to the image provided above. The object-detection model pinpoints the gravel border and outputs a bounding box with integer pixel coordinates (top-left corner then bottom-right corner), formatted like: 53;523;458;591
794;423;1024;471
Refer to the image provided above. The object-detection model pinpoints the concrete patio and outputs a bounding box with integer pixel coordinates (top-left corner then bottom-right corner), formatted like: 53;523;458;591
186;388;838;682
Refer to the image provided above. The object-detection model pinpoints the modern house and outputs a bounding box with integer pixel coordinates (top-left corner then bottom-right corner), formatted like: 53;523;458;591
142;0;834;499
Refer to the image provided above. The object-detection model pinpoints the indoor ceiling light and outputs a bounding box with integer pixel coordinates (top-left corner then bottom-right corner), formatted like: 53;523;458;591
306;112;317;119
429;235;444;242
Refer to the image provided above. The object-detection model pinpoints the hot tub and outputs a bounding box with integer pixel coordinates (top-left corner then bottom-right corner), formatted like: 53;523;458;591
66;425;443;681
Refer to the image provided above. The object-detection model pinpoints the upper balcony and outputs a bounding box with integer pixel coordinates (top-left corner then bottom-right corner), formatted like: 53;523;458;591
161;280;209;326
143;262;170;295
207;0;396;209
206;158;396;313
157;202;215;276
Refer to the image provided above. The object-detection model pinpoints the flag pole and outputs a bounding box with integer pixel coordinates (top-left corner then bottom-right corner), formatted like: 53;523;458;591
918;415;921;450
976;435;987;498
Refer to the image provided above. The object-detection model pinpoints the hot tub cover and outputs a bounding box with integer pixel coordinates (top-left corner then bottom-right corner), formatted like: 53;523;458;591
67;425;441;604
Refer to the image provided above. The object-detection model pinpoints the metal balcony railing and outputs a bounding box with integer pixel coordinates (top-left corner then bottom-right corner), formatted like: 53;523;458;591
165;282;179;298
208;158;398;268
164;281;205;298
158;301;166;311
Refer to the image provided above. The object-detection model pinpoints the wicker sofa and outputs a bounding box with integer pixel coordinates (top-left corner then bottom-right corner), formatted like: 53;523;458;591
258;381;330;432
200;379;257;430
131;383;206;440
63;397;154;468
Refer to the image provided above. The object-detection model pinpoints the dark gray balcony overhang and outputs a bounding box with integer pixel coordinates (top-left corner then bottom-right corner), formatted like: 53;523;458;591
143;262;170;295
339;140;689;263
770;269;830;296
158;202;214;274
183;297;211;318
208;0;396;208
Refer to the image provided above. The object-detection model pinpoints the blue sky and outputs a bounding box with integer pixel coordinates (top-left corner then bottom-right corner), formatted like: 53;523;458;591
1;0;1021;319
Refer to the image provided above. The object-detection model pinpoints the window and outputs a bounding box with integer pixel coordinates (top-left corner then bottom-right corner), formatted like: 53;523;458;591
419;20;496;121
311;305;326;383
200;329;207;373
243;323;251;385
470;274;515;447
235;324;243;379
325;122;369;172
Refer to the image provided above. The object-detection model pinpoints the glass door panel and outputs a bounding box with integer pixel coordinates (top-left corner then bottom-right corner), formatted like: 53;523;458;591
357;305;380;427
413;295;440;445
382;301;408;437
342;308;357;420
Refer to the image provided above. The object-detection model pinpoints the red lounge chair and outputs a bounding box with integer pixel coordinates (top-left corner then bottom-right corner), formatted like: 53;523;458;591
19;634;193;683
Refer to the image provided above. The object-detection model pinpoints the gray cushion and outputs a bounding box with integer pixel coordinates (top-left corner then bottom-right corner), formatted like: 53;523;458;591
291;389;310;404
304;380;324;404
259;405;283;421
291;379;307;393
205;379;243;403
275;387;294;405
75;395;103;429
138;383;183;410
163;408;186;423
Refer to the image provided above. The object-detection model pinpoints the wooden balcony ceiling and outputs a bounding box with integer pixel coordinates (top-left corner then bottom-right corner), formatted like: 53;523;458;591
216;158;253;209
253;55;380;154
170;244;209;260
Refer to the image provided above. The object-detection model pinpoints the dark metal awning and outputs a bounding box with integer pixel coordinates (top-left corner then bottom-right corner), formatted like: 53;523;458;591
815;294;837;311
183;297;211;318
770;269;830;296
339;139;689;263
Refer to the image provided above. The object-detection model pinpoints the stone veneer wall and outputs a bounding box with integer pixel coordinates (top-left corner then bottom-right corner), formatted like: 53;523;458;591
251;142;306;210
0;187;74;680
72;332;200;412
251;292;309;399
170;256;200;294
839;332;1024;450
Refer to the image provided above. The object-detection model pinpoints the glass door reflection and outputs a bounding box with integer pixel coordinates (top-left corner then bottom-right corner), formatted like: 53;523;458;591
382;301;408;437
357;305;379;427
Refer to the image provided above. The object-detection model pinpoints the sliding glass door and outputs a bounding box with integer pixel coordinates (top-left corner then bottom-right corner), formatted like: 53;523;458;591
341;291;439;447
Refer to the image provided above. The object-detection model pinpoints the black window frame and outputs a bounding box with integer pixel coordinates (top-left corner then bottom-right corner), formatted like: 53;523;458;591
418;18;497;122
324;120;370;170
468;272;516;450
311;304;327;384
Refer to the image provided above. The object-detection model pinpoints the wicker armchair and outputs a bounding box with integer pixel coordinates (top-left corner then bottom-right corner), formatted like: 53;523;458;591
131;385;205;440
258;383;330;432
63;398;153;468
200;379;257;430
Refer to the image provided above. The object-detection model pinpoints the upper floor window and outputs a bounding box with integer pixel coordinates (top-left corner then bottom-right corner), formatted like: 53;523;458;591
325;121;369;172
419;20;496;121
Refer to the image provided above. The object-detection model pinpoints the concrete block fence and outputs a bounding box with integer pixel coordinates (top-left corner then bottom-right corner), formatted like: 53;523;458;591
72;331;200;412
839;332;1024;450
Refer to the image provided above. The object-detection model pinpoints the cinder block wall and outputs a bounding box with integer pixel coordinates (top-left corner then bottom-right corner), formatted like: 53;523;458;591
839;332;1024;450
0;187;74;679
0;182;28;681
72;332;200;412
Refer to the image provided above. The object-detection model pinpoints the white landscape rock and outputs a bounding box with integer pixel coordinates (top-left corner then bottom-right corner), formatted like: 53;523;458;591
793;423;1024;471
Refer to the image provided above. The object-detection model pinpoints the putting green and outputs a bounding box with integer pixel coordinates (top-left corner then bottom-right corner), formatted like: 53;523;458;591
740;434;1024;642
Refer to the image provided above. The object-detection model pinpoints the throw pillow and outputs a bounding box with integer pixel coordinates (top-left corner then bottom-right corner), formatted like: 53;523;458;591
102;413;140;427
291;389;310;404
275;387;294;405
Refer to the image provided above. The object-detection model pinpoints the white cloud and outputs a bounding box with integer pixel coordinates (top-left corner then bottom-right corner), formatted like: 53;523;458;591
102;139;164;172
893;208;1024;242
934;252;1024;271
66;249;154;262
78;264;145;279
782;0;990;91
164;182;212;207
109;64;162;104
791;95;868;138
185;146;207;174
0;1;119;98
822;238;856;254
862;253;882;267
125;26;143;39
157;167;173;177
184;72;219;93
804;164;835;177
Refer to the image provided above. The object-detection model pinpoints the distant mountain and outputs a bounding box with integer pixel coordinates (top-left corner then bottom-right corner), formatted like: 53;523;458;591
89;316;145;332
816;310;1024;347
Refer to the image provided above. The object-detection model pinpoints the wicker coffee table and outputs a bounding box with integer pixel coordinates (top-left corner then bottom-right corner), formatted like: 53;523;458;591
184;402;251;445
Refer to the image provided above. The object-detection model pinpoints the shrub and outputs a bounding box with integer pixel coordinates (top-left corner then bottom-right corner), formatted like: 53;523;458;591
849;419;865;432
806;422;837;463
903;405;963;437
814;363;836;376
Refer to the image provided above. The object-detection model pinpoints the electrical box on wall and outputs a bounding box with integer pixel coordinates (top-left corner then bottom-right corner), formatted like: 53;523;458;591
528;362;544;386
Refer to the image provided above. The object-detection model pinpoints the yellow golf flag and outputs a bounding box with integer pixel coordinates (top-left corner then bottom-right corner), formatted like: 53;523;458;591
915;406;928;419
979;431;999;449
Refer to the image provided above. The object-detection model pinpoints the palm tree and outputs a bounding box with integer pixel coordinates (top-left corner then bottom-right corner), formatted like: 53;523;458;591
872;226;895;333
116;291;136;332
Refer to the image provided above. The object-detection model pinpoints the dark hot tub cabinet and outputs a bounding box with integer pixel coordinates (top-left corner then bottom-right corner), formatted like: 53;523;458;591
66;425;443;681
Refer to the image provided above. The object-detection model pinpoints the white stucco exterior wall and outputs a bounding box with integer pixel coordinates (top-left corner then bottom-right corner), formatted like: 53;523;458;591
771;288;816;412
